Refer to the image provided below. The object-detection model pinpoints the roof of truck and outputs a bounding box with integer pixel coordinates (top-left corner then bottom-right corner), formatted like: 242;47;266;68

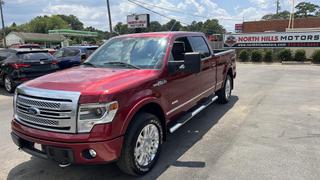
118;31;205;38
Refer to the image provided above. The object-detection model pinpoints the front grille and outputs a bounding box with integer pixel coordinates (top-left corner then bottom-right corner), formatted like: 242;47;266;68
17;96;61;110
14;86;80;133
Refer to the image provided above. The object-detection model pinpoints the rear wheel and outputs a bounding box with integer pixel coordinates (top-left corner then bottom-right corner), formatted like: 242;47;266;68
4;75;14;93
117;113;163;176
217;74;232;104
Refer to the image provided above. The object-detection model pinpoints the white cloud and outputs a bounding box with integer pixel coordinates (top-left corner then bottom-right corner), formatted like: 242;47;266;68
248;0;271;9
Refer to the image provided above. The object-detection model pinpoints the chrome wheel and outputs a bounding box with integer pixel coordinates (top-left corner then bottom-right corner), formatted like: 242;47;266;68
134;123;160;167
4;76;12;92
225;77;231;100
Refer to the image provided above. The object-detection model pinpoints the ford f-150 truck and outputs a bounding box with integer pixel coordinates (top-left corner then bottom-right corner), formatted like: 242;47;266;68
11;32;236;176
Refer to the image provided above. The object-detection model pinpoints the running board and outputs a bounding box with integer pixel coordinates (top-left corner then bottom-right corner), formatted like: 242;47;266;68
169;95;218;133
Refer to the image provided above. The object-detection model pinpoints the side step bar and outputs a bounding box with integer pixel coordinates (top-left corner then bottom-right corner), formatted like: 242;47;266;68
169;95;218;133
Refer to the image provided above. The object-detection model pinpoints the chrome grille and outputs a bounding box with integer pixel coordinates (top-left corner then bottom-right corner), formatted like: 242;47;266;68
16;111;59;126
17;96;61;110
14;85;80;133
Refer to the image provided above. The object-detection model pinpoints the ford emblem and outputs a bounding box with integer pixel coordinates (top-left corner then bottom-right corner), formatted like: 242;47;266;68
27;107;40;115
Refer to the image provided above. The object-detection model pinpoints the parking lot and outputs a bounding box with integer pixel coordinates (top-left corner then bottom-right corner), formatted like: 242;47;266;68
1;63;320;180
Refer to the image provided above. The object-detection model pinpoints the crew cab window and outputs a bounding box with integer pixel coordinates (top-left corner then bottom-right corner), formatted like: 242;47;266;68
189;36;211;58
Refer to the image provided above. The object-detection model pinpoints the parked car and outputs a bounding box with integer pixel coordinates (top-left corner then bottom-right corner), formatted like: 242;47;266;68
11;44;41;49
0;48;59;93
53;46;98;69
10;32;236;175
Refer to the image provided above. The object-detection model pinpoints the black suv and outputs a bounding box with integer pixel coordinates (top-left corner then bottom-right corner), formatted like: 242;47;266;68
0;49;59;93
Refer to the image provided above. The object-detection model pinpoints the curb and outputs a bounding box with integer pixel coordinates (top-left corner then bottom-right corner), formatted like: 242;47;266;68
281;61;312;65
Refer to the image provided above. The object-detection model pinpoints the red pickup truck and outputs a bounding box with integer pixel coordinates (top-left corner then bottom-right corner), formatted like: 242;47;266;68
11;32;236;176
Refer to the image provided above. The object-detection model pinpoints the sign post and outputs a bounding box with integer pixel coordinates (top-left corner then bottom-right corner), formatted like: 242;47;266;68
224;32;320;48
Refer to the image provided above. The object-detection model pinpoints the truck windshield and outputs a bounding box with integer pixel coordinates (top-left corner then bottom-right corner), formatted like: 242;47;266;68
86;37;168;69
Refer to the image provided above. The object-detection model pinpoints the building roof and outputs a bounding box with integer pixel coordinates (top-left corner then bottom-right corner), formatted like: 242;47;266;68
9;32;66;42
242;17;320;33
49;29;98;37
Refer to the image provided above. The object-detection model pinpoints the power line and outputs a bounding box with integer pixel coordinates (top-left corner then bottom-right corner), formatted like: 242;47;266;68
127;0;190;25
130;0;245;21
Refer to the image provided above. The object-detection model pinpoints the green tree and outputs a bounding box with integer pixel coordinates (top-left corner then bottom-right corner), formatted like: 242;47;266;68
295;2;319;17
147;21;162;32
202;19;225;35
28;15;68;33
57;15;84;30
162;20;182;31
262;11;290;20
114;22;133;35
188;21;204;32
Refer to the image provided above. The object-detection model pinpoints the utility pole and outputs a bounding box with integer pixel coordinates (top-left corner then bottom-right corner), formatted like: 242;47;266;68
288;0;295;29
106;0;112;33
276;0;280;14
0;0;6;48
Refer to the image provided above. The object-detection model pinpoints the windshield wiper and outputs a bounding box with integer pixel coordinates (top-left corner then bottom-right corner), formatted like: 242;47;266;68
103;61;141;69
82;62;96;68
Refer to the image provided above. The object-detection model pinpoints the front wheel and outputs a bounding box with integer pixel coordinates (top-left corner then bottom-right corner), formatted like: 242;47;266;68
117;113;163;176
217;74;232;104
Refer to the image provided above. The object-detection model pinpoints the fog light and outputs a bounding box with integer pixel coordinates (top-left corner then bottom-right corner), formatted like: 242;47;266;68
89;149;97;158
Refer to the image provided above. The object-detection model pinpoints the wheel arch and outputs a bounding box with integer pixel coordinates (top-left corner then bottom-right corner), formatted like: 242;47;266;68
121;98;167;141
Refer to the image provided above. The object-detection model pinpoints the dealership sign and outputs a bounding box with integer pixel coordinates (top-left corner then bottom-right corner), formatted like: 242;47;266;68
224;32;320;48
234;24;243;33
127;14;150;29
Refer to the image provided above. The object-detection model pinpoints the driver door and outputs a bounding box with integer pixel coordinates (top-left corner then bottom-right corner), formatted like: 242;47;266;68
165;36;204;118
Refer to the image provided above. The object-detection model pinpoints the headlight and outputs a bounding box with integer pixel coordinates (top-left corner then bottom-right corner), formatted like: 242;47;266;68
77;101;118;133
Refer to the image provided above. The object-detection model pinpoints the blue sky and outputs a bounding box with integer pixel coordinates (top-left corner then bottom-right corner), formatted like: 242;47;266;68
3;0;320;32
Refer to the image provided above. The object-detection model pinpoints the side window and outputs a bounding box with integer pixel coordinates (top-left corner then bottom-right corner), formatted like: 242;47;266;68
189;36;211;58
170;37;193;61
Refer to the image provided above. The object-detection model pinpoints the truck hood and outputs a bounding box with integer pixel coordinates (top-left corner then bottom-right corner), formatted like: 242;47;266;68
24;66;159;93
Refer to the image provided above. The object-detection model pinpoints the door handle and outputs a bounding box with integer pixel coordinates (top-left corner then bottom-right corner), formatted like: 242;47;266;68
179;64;185;70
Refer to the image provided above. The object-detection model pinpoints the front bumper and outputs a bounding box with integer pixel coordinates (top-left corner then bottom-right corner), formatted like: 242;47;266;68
11;127;124;165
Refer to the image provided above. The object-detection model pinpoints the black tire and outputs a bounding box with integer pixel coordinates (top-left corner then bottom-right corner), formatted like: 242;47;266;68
217;74;232;104
117;112;163;176
4;75;15;93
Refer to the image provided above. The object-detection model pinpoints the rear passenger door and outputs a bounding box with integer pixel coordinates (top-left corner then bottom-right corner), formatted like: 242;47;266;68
189;36;217;94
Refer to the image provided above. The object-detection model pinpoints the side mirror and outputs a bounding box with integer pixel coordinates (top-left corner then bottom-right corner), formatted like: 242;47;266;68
168;52;201;74
184;52;201;74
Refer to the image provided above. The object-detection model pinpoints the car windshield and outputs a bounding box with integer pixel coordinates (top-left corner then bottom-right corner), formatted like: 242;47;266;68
86;37;168;69
54;48;80;58
18;52;53;61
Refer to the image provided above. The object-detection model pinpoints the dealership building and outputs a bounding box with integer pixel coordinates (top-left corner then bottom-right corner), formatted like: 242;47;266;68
235;17;320;58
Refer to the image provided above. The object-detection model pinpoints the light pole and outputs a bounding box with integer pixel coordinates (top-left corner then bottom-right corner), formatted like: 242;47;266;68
106;0;112;33
0;0;6;48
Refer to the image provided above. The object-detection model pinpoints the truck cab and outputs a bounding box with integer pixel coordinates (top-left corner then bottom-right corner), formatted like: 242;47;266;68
11;32;236;176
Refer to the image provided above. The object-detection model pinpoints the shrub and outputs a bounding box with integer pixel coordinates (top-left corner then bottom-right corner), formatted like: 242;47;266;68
239;50;249;62
277;49;292;61
312;49;320;64
251;50;262;62
263;50;273;62
294;49;306;61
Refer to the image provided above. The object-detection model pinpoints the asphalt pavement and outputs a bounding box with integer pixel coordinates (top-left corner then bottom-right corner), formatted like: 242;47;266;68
1;63;320;180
